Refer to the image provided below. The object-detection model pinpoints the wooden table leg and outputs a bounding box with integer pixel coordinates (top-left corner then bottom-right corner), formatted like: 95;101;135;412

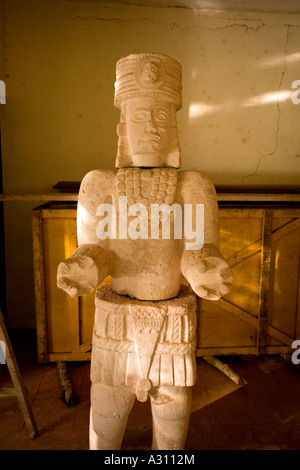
0;308;38;439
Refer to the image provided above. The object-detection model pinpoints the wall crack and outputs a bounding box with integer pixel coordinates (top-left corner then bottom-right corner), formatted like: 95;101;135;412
69;15;265;33
241;24;291;184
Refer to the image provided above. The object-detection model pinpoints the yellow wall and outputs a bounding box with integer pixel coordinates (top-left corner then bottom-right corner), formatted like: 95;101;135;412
1;0;300;326
0;1;4;83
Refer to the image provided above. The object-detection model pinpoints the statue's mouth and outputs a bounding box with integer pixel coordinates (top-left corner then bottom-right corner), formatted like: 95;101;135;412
139;133;161;145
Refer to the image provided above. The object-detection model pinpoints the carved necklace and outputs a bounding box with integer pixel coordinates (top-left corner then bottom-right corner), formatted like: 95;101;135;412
116;168;177;206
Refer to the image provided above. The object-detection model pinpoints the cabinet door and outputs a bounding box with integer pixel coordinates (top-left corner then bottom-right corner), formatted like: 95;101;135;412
196;207;300;357
267;210;300;347
33;206;97;363
197;208;264;356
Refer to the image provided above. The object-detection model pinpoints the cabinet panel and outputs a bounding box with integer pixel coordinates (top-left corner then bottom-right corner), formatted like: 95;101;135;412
268;213;300;341
197;209;263;355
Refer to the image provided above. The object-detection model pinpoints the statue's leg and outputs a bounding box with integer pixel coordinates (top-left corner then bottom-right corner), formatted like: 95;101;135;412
150;385;192;450
89;382;136;450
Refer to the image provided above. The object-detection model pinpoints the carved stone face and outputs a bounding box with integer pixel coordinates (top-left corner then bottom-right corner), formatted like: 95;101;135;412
125;97;176;167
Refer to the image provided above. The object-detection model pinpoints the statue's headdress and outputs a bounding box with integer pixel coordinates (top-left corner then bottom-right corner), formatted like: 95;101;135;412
114;53;182;110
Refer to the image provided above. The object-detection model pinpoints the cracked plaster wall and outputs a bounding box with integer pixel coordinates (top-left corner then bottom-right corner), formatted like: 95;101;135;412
1;0;300;326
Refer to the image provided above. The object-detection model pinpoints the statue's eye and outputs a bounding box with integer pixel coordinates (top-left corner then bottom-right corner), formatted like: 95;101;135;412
156;113;166;121
132;111;147;122
154;108;168;124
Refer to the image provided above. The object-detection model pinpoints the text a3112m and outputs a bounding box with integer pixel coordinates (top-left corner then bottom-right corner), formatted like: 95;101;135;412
146;454;195;465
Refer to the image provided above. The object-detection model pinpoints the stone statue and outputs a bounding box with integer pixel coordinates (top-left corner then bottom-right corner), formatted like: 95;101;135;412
57;53;233;450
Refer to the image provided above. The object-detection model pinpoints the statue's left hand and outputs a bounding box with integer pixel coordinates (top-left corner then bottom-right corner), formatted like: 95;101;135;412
57;254;99;297
57;244;110;297
182;248;233;301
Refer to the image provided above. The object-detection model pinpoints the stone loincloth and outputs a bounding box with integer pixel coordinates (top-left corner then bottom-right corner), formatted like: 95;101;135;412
91;284;197;389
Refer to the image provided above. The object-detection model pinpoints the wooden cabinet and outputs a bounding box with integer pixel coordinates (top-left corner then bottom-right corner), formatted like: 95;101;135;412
32;204;94;363
32;198;300;363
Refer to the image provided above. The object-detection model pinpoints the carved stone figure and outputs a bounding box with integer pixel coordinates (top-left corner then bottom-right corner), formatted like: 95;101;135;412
57;53;233;450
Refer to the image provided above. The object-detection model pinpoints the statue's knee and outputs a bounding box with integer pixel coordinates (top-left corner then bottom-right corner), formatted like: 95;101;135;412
151;386;192;421
91;383;135;420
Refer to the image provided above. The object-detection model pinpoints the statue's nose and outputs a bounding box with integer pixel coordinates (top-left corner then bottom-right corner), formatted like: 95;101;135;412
144;119;157;134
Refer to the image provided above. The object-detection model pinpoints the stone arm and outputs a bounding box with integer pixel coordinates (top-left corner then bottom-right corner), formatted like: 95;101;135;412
180;171;233;301
57;170;112;297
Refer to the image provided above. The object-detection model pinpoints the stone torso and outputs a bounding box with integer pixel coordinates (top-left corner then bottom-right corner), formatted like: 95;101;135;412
111;168;182;300
77;167;219;301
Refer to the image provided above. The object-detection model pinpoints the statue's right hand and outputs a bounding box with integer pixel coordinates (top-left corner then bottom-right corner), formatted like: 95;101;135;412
57;255;99;297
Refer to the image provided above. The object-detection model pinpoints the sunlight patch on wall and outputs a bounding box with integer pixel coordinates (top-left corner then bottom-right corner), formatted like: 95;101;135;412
188;89;293;121
257;52;300;68
242;90;293;107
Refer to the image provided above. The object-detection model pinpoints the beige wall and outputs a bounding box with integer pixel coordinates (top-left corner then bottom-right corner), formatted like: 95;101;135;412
1;0;300;326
